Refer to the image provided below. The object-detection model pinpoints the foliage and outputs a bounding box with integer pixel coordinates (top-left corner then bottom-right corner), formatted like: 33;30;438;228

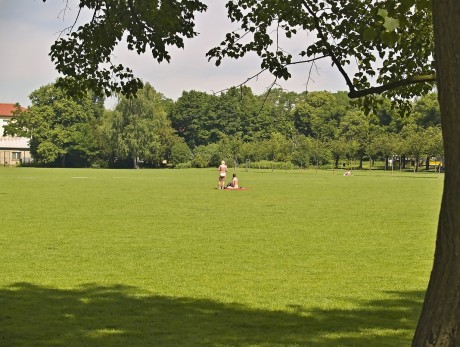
13;81;442;170
101;83;175;168
170;87;268;148
37;1;441;171
43;0;435;110
191;143;220;168
169;90;219;148
169;88;441;172
173;161;193;169
424;126;443;159
46;0;207;97
169;136;193;166
293;91;349;139
207;0;435;110
400;123;429;172
412;93;441;128
291;134;312;168
250;160;297;170
5;83;102;167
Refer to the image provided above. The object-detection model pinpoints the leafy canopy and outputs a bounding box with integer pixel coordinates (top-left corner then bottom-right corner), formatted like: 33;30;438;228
45;0;434;106
207;0;434;105
45;0;207;98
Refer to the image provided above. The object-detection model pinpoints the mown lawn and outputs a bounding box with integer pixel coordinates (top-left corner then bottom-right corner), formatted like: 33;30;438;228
0;167;443;346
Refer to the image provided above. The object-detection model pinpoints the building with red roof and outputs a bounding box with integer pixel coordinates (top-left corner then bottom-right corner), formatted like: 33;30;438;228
0;103;20;116
0;103;24;115
0;103;27;136
0;103;31;166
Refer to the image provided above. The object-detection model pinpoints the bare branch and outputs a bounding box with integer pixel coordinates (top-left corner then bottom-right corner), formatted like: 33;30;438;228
256;78;279;115
305;59;318;91
212;68;266;95
301;0;356;93
55;0;81;38
57;0;72;21
212;55;328;95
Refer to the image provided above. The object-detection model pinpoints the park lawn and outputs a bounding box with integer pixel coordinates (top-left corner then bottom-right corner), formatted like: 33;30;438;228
0;167;442;346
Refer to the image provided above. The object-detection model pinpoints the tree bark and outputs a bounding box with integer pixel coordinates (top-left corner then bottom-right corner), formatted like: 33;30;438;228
412;1;460;346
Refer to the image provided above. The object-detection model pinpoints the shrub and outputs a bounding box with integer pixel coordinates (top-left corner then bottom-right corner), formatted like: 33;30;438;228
250;160;297;170
174;161;193;169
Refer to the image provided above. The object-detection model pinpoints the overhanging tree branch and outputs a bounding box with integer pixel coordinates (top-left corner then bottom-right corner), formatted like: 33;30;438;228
301;0;436;99
348;74;436;98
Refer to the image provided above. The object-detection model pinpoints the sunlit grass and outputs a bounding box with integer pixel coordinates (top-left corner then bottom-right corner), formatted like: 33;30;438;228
0;167;443;346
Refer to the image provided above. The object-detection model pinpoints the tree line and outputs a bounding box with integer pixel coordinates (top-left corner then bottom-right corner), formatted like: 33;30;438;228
6;82;442;171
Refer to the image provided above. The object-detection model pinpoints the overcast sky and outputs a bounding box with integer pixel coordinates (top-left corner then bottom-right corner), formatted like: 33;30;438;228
0;0;351;107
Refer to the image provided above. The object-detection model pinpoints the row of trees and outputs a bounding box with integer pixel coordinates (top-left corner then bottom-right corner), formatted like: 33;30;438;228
6;83;176;168
173;87;442;171
6;82;442;170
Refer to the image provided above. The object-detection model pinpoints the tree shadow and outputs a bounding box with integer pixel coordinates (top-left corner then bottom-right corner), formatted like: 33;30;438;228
0;283;423;346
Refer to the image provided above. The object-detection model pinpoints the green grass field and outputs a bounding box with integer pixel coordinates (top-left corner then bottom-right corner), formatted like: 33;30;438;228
0;167;443;346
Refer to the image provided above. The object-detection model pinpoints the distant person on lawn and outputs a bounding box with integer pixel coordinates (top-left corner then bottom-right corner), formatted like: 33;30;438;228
218;160;228;189
226;173;239;189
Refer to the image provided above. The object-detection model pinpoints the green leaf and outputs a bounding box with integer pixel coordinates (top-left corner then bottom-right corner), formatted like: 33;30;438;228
400;0;416;13
377;8;388;19
380;31;398;47
363;27;378;41
377;8;399;32
383;16;399;32
416;0;432;12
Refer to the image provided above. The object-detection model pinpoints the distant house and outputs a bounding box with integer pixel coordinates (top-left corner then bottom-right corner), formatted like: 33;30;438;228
0;103;32;166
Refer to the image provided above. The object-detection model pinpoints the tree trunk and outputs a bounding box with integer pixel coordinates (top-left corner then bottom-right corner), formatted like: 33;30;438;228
412;1;460;345
426;155;430;171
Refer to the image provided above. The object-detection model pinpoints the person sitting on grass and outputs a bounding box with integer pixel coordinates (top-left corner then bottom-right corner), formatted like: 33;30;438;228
225;173;239;189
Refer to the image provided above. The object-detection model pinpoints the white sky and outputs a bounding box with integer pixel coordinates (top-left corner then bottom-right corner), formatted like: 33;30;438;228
0;0;351;107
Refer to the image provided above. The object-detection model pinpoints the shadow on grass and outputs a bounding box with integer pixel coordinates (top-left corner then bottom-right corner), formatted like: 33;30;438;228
0;283;423;346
